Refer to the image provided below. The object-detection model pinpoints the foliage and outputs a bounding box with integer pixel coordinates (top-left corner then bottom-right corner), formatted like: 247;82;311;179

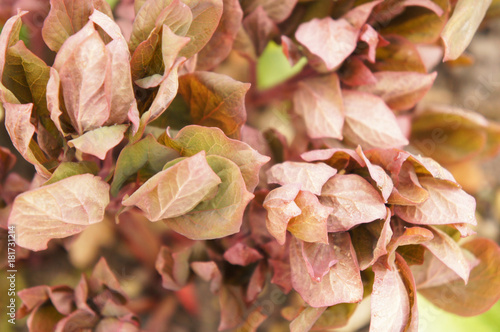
0;0;500;331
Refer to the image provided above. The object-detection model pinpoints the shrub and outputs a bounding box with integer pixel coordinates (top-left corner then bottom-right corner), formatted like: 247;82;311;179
1;0;500;331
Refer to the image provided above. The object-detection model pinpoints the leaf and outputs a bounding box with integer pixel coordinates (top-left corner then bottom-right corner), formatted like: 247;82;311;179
421;226;471;284
339;56;377;87
441;0;492;61
122;151;221;221
287;191;332;244
301;148;364;171
89;10;138;126
44;162;99;186
371;34;426;73
241;0;297;22
342;0;382;30
311;303;358;330
290;307;327;332
395;177;477;226
111;135;179;196
418;238;500;316
197;0;243;70
3;41;60;140
164;155;254;240
242;6;279;56
342;90;409;149
178;71;250;138
54;23;109;134
351;209;393;270
3;102;51;177
42;0;112;51
290;233;363;308
68;125;128;160
162;125;270;192
179;0;223;59
370;254;417;332
293;73;344;140
320;174;387;232
411;106;493;164
358;24;380;63
129;0;193;52
300;241;337;282
295;17;358;71
156;245;192;291
263;184;301;245
191;261;222;293
380;0;449;44
356;146;394;202
266;162;337;196
223;242;263;266
357;71;437;112
8;174;110;251
386;223;434;264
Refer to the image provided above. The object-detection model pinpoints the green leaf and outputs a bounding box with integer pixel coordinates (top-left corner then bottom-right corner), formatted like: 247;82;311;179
44;161;99;186
164;155;254;240
110;135;179;196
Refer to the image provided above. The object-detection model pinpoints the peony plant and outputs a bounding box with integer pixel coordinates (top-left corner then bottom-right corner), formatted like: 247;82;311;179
1;0;500;331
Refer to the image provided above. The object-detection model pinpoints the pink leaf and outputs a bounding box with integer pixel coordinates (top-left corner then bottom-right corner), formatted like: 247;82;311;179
266;161;337;196
295;17;358;71
395;177;477;226
320;174;387;232
357;71;437;112
342;90;409;149
342;0;383;30
241;0;298;23
293;73;344;140
301;241;337;281
122;151;221;221
356;147;394;202
68;125;128;160
288;191;332;244
156;245;192;291
263;184;301;245
191;261;222;293
8;174;110;251
290;233;363;308
4;102;50;177
223;242;263;266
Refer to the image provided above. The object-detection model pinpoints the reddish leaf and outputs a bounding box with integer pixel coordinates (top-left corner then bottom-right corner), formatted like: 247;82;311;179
263;184;301;245
162;125;270;192
340;57;378;87
4;102;50;177
9;174;110;251
269;258;292;294
246;262;266;302
290;233;363;308
320;174;387;232
342;90;409;149
421;226;471;283
418;238;500;316
224;242;263;266
178;71;251;138
300;241;337;282
293;73;344;140
351;208;393;270
356;147;394;202
358;24;379;63
191;261;222;293
370;254;417;332
357;71;437;112
164;155;254;240
295;17;358;71
281;35;302;66
241;0;297;23
266;162;337;196
243;6;279;55
156;245;192;291
301;148;363;171
197;0;242;70
218;285;245;331
395;177;477;226
288;191;332;244
122;152;221;221
342;0;382;30
42;0;112;51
